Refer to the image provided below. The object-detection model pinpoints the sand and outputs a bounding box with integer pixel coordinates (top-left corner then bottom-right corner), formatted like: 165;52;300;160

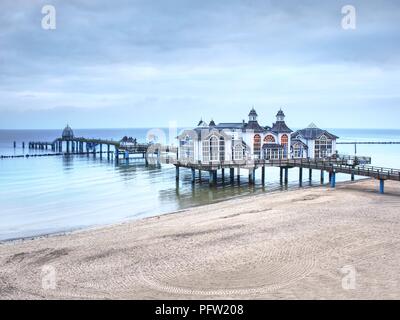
1;179;400;300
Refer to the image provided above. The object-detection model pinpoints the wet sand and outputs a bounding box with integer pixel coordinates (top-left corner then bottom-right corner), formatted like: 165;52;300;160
1;179;400;300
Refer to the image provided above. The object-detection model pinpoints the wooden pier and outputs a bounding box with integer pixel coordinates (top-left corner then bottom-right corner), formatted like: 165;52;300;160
172;156;400;194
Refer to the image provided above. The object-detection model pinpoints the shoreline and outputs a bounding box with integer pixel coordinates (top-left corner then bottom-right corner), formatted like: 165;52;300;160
1;178;400;299
0;178;368;245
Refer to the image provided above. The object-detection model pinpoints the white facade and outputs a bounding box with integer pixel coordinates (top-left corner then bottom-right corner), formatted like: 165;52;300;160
291;123;338;159
177;110;338;163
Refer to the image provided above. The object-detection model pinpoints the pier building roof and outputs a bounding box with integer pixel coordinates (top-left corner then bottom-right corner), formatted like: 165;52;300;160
244;121;267;133
270;121;293;134
216;123;245;129
292;124;339;140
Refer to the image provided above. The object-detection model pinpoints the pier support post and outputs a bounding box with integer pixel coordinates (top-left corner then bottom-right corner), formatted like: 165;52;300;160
13;141;16;148
115;147;119;163
191;168;196;183
249;168;255;185
237;167;241;183
320;170;324;184
22;142;25;149
330;172;336;188
230;168;234;183
209;170;217;185
221;168;225;182
284;167;289;184
199;170;202;182
107;144;110;159
309;168;312;181
299;167;303;185
261;166;265;185
351;171;355;181
100;144;103;158
66;141;70;154
380;179;385;194
280;167;283;183
175;166;179;180
125;150;129;161
59;141;63;152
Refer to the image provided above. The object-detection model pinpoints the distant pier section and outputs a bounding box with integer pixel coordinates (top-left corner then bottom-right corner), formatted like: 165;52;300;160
4;125;177;165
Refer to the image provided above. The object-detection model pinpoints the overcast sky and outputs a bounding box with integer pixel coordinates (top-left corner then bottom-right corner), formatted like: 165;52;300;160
0;0;399;129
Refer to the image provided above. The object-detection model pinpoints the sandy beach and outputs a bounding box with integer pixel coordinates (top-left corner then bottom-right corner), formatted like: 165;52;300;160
1;179;400;300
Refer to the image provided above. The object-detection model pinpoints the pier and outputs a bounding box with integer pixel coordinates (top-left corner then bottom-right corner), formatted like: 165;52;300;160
3;125;400;195
172;156;400;194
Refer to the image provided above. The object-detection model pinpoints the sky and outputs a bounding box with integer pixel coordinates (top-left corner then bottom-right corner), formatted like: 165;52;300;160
0;0;399;129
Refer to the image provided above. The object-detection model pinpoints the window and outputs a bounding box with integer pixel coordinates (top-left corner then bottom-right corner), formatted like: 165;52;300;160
219;137;225;161
210;136;219;161
280;134;289;159
253;134;261;159
264;135;275;143
234;143;244;160
202;140;210;162
281;134;288;145
293;143;302;158
179;135;194;160
314;135;332;158
264;147;283;159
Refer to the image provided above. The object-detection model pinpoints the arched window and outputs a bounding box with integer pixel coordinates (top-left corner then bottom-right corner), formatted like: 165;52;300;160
210;136;219;161
281;134;288;145
264;135;275;143
281;134;289;159
253;134;261;158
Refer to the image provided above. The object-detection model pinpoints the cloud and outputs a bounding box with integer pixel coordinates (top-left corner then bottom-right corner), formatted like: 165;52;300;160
0;0;399;128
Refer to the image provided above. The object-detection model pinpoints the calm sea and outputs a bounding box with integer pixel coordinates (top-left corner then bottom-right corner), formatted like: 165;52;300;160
0;128;399;241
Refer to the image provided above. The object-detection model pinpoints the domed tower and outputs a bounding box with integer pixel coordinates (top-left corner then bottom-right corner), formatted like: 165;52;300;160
248;107;258;122
62;124;74;140
276;108;285;122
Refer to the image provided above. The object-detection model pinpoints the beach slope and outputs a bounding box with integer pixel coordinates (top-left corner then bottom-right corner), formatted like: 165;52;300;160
1;179;400;299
